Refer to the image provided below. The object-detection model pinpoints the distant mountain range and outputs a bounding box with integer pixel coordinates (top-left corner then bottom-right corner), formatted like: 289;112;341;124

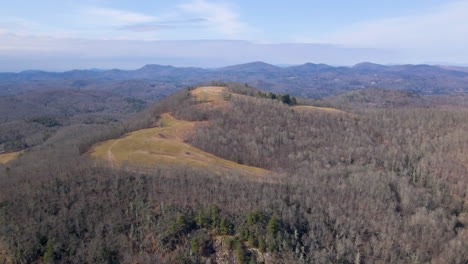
1;62;468;99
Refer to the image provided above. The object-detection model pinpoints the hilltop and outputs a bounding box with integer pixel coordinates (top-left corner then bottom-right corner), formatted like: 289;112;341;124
217;61;282;73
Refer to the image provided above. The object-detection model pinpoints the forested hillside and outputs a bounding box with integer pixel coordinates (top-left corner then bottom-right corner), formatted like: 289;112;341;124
0;82;466;263
325;88;468;108
0;89;146;153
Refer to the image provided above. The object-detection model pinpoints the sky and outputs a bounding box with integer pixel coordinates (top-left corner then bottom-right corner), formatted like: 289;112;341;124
1;0;468;71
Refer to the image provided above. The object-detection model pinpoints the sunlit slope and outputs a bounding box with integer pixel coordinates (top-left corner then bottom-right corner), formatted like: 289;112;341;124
0;151;23;164
191;86;350;114
87;113;268;175
87;86;348;176
292;105;349;114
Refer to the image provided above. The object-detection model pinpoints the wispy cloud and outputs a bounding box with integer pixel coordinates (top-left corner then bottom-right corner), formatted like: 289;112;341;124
1;1;250;40
0;17;40;32
119;24;174;32
160;18;208;24
178;0;248;38
84;7;158;25
118;18;207;32
81;2;247;37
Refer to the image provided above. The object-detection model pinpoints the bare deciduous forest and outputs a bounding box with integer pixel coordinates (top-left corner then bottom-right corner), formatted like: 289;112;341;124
0;82;467;264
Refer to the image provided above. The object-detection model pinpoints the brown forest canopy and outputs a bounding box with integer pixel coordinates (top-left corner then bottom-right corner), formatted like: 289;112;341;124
0;82;466;263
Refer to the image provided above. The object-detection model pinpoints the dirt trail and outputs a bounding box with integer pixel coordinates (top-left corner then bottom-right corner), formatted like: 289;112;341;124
87;86;353;180
0;150;24;164
292;105;354;116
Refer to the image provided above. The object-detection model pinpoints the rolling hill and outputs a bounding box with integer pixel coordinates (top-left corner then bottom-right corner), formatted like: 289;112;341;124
0;89;147;152
86;85;351;178
437;65;468;73
86;86;285;178
0;89;146;123
1;62;468;100
325;87;468;108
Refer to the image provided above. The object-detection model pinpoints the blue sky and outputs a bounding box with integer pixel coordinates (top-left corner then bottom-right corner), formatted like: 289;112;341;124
1;0;467;70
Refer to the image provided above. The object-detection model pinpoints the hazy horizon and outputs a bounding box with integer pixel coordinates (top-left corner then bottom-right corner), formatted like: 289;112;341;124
1;0;468;71
3;59;468;73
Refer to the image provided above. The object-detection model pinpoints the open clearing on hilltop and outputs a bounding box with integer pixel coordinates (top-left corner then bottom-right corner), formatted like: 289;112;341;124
87;86;348;178
0;151;23;164
191;86;350;114
189;86;238;110
190;86;229;102
87;113;269;176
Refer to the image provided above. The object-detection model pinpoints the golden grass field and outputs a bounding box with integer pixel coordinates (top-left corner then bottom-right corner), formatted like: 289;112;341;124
190;86;229;102
190;86;351;115
0;151;23;164
86;86;349;178
87;112;269;175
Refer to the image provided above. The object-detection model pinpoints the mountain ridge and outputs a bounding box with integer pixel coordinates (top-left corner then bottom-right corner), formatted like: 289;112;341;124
6;61;468;75
2;62;468;98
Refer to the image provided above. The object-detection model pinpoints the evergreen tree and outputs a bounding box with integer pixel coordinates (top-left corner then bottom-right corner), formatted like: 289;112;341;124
196;209;208;228
248;234;258;248
219;218;230;235
258;239;266;253
290;96;297;106
267;215;279;236
247;212;254;226
253;210;265;223
43;239;54;263
282;95;291;105
236;241;247;263
190;238;200;255
210;204;220;227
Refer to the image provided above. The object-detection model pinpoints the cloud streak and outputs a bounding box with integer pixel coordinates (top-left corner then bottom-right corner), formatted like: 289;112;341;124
178;0;248;38
118;18;208;32
84;7;158;25
80;1;250;38
119;24;174;32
